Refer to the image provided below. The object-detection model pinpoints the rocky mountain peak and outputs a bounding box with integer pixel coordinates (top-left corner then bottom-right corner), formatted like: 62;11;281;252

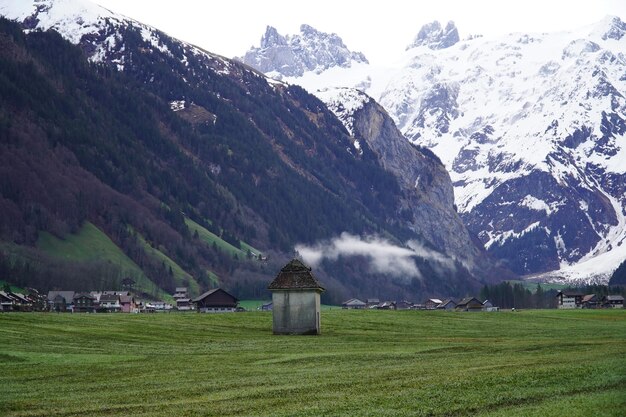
407;20;460;50
260;25;287;48
240;24;368;77
592;15;626;41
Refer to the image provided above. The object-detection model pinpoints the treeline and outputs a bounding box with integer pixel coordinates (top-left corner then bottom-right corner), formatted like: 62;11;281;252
609;259;626;285
479;281;626;309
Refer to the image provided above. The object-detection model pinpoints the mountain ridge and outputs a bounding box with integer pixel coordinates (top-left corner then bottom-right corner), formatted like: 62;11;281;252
241;17;626;284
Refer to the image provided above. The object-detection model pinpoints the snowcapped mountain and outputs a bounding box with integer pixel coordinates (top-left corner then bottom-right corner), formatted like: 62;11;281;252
240;25;368;78
243;19;626;284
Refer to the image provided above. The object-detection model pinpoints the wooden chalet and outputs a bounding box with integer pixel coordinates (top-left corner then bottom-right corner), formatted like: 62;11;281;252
120;295;137;313
192;288;238;313
555;291;584;309
601;295;624;308
395;300;413;310
47;291;75;312
341;298;366;309
0;291;13;311
581;294;599;309
99;293;122;312
73;293;96;313
173;287;188;300
455;297;483;312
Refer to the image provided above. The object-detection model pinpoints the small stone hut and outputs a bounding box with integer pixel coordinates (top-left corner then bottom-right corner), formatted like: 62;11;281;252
268;259;325;335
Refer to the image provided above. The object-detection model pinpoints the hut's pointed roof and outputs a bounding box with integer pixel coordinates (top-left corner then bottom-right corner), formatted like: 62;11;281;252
268;259;325;292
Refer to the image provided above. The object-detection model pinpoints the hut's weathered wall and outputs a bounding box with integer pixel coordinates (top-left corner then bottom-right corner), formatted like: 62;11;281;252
272;290;321;335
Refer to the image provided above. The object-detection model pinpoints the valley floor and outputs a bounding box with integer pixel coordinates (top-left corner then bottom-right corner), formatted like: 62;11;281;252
1;310;625;416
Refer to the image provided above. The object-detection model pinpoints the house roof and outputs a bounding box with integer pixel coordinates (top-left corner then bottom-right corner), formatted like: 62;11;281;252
268;259;325;291
605;295;625;301
100;294;120;302
437;299;456;307
582;294;597;303
427;298;443;304
9;292;30;303
192;288;238;303
0;291;16;302
175;287;187;292
119;295;134;303
47;291;75;303
73;293;95;300
342;298;366;306
456;297;481;306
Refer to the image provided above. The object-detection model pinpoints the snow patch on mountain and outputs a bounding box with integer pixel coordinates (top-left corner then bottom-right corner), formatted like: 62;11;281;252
316;87;370;137
0;0;120;44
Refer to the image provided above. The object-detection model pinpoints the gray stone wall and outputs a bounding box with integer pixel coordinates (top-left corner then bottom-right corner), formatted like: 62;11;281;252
272;290;321;335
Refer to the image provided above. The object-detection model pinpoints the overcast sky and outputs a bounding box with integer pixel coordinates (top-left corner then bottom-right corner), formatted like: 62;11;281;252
95;0;626;64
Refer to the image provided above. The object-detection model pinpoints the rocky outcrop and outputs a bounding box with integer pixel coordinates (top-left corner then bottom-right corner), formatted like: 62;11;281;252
407;21;460;50
240;24;368;77
317;88;488;270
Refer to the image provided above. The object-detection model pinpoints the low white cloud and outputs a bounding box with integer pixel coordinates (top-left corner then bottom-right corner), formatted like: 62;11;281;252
295;232;455;279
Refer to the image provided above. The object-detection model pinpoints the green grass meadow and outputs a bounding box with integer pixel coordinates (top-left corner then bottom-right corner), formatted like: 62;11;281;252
1;309;624;416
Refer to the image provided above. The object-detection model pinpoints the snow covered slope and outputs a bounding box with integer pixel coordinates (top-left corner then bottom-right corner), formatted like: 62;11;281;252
0;0;237;74
243;19;626;283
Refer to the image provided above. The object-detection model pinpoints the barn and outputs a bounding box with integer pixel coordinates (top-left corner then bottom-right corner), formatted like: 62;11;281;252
192;288;238;313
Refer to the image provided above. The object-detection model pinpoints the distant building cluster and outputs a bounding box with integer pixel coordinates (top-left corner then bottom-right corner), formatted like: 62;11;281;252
555;291;624;309
340;297;500;312
0;286;240;313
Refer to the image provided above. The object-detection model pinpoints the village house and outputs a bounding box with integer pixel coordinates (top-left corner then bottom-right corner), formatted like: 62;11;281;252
173;287;192;310
555;291;584;309
425;298;442;310
436;299;457;310
73;293;96;313
377;301;395;310
455;297;484;312
99;293;122;312
47;291;75;312
395;300;413;310
120;294;137;313
341;298;366;309
0;291;13;311
192;288;238;313
601;295;624;308
0;292;33;311
482;299;499;312
581;294;599;309
268;259;325;335
173;287;188;300
366;298;380;308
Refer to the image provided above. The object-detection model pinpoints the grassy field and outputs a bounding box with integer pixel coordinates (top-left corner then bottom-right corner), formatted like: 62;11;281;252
1;309;624;416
